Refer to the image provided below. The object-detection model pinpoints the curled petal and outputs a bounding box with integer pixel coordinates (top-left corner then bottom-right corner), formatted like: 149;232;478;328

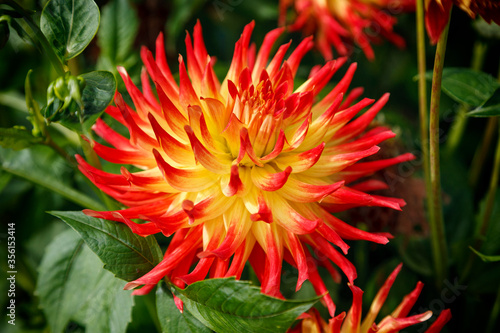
153;149;219;192
275;142;325;173
185;125;232;174
251;165;292;192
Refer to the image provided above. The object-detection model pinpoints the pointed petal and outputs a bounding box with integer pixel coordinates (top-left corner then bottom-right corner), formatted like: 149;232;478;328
424;309;452;333
185;125;231;174
251;165;292;191
275;142;325;173
153;149;219;191
279;176;344;203
361;263;403;331
148;113;194;166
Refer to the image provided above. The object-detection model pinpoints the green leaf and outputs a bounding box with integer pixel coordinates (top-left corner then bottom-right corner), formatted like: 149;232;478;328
50;211;163;281
37;230;91;332
56;71;116;132
37;229;134;333
0;126;42;150
77;71;116;131
0;146;105;210
73;266;134;333
470;247;500;262
172;277;319;333
440;68;499;107
98;0;139;66
40;0;100;62
468;88;500;117
157;282;213;333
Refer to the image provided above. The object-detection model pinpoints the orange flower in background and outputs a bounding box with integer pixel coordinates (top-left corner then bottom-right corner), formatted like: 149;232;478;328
77;21;414;313
425;0;500;44
288;264;452;333
279;0;415;60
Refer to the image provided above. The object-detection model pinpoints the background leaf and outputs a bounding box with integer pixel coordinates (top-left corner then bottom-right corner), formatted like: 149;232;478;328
440;68;499;107
50;211;163;281
0;126;42;150
40;0;100;62
37;229;134;333
0;146;105;210
98;0;139;68
470;247;500;262
468;89;500;117
157;282;213;333
172;277;319;333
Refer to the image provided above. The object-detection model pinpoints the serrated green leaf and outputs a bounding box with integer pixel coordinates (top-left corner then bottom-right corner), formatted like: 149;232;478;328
172;277;319;333
50;211;163;281
0;146;105;210
470;247;500;262
440;68;499;107
56;71;116;132
37;229;134;333
157;282;213;333
40;0;100;62
98;0;139;65
468;88;500;117
0;126;42;150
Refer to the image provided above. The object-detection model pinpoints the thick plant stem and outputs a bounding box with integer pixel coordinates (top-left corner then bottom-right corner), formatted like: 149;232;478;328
446;41;488;155
416;0;431;226
428;15;451;288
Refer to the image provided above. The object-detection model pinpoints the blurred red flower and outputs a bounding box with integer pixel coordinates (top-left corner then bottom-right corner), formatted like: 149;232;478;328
279;0;415;60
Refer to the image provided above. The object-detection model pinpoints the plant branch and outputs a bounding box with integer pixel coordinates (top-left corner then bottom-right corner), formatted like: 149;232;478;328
428;12;451;288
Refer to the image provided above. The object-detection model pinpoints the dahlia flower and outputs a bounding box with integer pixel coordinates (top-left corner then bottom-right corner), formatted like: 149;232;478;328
425;0;500;44
288;264;452;333
279;0;415;60
77;21;414;314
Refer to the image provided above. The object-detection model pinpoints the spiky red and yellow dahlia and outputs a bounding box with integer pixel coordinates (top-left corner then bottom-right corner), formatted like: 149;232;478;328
288;264;452;333
279;0;415;60
78;21;414;313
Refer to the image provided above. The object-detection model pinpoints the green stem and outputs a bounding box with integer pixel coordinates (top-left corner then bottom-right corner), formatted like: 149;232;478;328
416;0;432;230
45;137;73;163
79;136;102;170
3;0;66;75
469;118;498;187
428;13;451;288
461;118;500;282
475;118;500;246
487;282;500;333
0;164;105;211
446;41;488;155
